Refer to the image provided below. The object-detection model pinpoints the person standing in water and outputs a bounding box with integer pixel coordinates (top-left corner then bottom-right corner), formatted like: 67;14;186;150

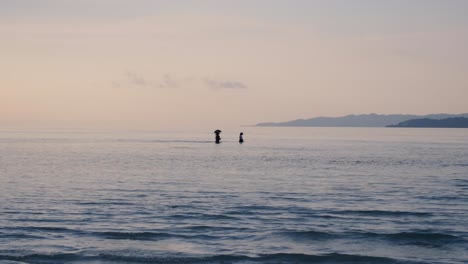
214;129;222;144
239;132;244;143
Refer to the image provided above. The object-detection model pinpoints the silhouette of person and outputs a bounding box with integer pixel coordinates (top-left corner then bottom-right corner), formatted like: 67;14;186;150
214;129;222;144
239;132;244;143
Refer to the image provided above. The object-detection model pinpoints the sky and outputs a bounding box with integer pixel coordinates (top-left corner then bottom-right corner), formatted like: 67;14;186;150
2;0;468;130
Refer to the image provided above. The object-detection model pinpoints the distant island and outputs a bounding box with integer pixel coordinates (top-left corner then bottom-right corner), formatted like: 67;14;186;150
256;113;468;127
387;117;468;128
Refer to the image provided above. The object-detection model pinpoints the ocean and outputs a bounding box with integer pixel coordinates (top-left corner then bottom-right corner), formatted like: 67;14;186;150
0;128;467;264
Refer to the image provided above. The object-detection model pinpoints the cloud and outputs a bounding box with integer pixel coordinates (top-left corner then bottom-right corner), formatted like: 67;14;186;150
113;71;180;89
158;74;180;89
113;72;248;91
204;79;248;90
126;72;150;87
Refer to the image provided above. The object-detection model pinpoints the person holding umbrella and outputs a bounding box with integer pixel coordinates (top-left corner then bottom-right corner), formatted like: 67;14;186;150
239;132;244;143
214;129;222;144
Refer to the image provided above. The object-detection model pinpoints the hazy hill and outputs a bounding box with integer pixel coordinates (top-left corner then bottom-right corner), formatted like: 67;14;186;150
256;113;468;127
387;117;468;128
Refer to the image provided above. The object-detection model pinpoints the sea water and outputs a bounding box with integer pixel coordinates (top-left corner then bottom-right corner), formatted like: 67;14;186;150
0;128;467;264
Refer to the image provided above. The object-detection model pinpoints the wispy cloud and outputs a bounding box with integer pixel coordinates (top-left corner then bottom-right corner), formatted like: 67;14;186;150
204;79;248;90
113;71;180;89
113;72;249;91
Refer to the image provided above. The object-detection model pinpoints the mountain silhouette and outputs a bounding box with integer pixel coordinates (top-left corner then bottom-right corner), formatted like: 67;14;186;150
387;117;468;128
256;113;468;127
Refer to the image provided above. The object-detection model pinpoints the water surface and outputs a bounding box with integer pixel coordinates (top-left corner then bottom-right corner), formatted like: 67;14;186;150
1;128;467;263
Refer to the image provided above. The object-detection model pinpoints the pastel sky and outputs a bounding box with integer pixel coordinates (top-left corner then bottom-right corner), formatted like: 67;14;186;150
2;0;468;130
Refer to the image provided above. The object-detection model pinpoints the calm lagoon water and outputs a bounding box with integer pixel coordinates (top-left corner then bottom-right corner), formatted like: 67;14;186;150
0;128;467;264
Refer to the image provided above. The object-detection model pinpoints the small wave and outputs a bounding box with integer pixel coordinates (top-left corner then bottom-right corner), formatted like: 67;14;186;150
453;178;468;188
0;253;80;263
77;201;135;206
1;211;45;215
0;227;227;241
96;231;173;240
2;226;88;238
178;225;251;232
0;252;419;264
228;205;277;211
279;230;464;246
95;231;216;241
91;253;417;264
257;253;416;264
415;195;462;201
377;231;465;245
8;218;74;223
169;213;240;220
335;209;432;217
278;230;337;240
225;205;286;216
0;233;44;239
200;213;240;220
223;209;277;216
7;226;77;233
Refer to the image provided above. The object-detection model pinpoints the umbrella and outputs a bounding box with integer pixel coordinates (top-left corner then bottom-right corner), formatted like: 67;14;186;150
214;129;222;134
